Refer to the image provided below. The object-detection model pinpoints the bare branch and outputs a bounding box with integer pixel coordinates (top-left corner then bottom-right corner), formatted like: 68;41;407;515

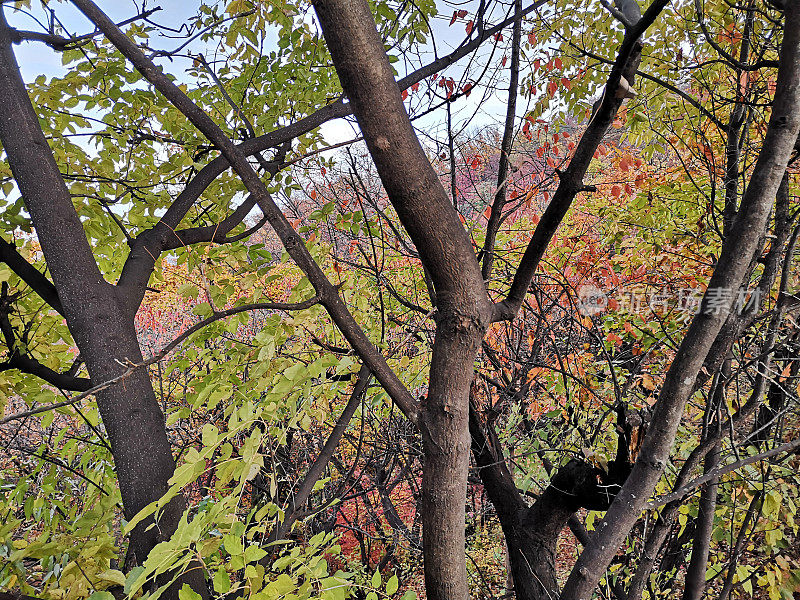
646;437;800;509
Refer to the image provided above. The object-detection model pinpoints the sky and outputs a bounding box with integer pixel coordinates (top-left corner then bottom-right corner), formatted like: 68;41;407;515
9;1;199;80
5;0;527;155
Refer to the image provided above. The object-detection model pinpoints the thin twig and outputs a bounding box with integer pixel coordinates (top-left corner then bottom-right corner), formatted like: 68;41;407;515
0;295;319;425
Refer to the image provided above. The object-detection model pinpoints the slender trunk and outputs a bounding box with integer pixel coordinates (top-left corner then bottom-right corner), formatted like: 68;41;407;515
310;1;496;597
481;0;522;280
681;439;720;600
683;363;726;600
561;6;800;596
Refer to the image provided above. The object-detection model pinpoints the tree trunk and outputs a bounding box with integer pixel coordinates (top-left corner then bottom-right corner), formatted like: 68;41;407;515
469;403;638;600
0;10;207;598
311;1;496;598
561;5;800;596
681;439;720;600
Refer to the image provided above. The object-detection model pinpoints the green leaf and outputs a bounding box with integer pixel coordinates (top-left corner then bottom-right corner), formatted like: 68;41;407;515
244;544;267;562
124;566;146;595
386;575;399;595
223;534;244;556
371;570;382;588
178;584;203;600
213;568;232;594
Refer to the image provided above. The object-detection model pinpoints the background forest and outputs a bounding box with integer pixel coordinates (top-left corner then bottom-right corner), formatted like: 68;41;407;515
0;0;799;599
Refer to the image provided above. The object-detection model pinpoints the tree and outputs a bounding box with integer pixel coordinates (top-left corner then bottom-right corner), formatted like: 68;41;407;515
1;0;799;599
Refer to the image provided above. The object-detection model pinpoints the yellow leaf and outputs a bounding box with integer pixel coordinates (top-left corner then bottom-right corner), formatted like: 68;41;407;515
97;570;127;587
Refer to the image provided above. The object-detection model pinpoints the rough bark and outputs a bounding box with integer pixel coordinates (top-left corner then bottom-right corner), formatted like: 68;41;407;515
0;8;208;598
560;5;800;597
470;403;641;600
310;0;499;596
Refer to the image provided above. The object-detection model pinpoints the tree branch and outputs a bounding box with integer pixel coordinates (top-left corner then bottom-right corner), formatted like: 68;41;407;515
646;437;800;509
0;237;64;316
7;7;161;50
70;0;422;425
496;0;666;322
0;295;320;426
116;0;547;304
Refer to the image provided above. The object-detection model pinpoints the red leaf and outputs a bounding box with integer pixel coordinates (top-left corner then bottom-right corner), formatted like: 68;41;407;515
450;10;458;25
463;82;473;97
411;82;420;92
554;57;563;70
547;80;558;97
624;183;634;195
561;77;572;90
502;55;508;67
457;9;467;17
401;89;408;100
465;20;474;35
494;32;504;41
527;32;536;45
611;185;621;198
483;205;492;220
